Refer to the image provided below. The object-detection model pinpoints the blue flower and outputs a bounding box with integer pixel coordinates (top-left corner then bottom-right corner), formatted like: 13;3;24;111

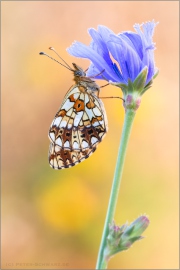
67;21;158;87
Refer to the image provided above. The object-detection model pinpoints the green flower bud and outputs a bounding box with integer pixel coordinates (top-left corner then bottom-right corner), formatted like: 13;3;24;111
104;215;150;263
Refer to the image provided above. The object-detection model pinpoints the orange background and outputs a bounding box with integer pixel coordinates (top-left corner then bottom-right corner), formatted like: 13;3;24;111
2;1;179;269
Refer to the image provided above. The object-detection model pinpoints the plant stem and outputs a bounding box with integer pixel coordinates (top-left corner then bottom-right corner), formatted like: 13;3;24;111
96;109;136;269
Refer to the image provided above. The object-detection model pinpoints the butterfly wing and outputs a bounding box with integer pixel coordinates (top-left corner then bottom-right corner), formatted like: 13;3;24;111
48;85;108;169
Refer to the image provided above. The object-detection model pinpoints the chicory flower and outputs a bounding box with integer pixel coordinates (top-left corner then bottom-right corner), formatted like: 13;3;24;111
67;21;158;91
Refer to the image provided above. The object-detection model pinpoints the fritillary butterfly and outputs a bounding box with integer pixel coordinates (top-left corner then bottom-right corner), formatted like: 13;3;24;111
40;48;108;169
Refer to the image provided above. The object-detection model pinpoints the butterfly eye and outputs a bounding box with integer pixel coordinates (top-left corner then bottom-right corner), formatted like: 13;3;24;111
75;70;83;76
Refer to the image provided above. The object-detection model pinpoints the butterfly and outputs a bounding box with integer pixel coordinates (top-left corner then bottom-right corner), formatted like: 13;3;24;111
40;47;108;169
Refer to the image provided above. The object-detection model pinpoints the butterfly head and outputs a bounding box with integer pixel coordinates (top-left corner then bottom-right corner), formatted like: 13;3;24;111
72;63;86;77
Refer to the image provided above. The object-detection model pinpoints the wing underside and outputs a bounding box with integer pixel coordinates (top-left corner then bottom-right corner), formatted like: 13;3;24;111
48;86;108;169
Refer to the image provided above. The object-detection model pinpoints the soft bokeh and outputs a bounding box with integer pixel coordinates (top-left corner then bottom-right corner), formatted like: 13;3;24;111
2;1;179;269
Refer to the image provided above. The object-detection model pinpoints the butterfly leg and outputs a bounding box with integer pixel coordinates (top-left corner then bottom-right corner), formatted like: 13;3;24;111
97;89;100;98
100;96;125;102
100;83;109;88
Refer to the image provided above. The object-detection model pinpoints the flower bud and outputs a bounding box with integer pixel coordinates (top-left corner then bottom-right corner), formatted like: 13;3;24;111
104;215;150;263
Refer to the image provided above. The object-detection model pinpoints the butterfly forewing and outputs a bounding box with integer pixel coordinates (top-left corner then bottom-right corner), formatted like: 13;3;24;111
48;84;108;169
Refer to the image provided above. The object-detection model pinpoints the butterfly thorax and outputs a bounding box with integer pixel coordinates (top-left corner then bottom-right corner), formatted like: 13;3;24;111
72;63;100;94
75;76;100;94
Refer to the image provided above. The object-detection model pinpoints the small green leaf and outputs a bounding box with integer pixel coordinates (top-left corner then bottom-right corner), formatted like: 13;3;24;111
133;67;148;94
127;79;134;93
153;69;159;79
113;82;128;95
124;224;135;236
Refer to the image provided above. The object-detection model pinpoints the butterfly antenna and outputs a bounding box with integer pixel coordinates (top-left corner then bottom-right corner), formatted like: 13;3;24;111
39;51;73;71
49;47;73;70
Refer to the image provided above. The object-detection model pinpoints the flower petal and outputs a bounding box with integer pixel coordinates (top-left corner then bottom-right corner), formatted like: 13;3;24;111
97;25;115;43
108;34;142;82
86;62;104;79
121;32;143;60
133;21;158;84
88;28;112;66
67;41;120;81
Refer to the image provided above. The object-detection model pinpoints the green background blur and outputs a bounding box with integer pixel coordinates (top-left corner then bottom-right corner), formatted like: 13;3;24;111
2;1;179;269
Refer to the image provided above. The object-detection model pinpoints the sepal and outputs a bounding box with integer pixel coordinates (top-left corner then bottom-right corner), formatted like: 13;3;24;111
133;67;148;95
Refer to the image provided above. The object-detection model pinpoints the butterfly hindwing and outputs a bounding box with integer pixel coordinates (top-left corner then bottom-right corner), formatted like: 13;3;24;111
48;85;108;169
48;142;96;169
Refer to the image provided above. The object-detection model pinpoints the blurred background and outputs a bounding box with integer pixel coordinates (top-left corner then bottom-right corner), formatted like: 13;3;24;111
1;1;179;269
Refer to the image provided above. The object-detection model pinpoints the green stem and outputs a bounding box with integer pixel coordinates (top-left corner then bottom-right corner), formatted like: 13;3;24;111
96;109;136;269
